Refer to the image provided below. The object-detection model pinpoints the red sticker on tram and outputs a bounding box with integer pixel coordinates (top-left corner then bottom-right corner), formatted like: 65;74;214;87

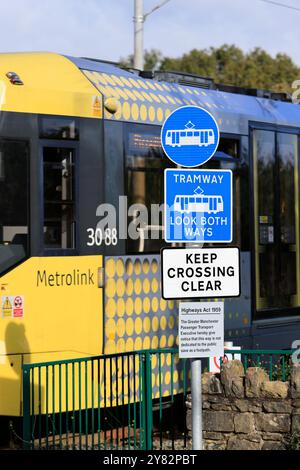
13;295;24;318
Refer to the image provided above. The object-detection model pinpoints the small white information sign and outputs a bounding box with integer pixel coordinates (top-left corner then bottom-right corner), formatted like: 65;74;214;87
161;247;240;299
209;346;241;373
179;302;224;359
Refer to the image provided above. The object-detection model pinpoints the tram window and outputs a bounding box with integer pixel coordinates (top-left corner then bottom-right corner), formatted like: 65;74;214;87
125;125;175;253
40;117;79;140
253;130;300;312
194;132;200;137
43;147;75;249
277;133;298;305
180;132;186;137
278;133;296;245
217;138;239;159
0;140;29;274
187;132;193;137
203;137;247;249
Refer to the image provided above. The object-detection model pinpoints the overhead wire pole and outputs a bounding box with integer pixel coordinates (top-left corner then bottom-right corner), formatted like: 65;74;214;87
134;0;144;70
133;0;172;70
134;0;202;450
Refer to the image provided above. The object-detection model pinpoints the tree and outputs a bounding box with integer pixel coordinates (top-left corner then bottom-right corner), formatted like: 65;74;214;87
119;48;162;71
120;44;300;93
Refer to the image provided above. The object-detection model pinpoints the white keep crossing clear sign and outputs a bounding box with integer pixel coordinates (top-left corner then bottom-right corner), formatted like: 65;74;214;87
161;247;240;299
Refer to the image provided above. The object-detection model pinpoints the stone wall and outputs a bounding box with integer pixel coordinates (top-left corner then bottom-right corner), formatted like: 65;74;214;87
186;361;300;450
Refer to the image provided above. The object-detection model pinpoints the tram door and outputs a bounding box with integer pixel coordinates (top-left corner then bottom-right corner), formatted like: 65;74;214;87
252;128;300;314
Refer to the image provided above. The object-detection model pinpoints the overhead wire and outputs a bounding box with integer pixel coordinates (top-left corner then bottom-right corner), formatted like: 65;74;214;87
257;0;300;12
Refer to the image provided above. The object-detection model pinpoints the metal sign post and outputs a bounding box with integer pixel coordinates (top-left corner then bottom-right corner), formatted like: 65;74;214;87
179;301;224;450
161;106;233;451
191;358;203;450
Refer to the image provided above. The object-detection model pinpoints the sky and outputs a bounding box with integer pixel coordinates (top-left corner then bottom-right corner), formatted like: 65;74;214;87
1;0;300;65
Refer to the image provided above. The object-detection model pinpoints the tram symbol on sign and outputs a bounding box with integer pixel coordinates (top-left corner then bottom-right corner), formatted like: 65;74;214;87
165;121;215;148
174;186;223;214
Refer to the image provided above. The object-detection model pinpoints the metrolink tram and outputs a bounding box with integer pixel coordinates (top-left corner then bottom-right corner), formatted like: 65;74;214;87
0;52;300;417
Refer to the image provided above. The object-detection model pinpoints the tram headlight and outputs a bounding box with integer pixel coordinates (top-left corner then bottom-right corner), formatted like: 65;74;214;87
104;97;120;114
6;72;24;85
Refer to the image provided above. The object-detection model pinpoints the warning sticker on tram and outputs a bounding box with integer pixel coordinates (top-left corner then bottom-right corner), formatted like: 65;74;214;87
13;295;24;318
2;296;13;318
1;295;24;318
164;168;232;243
161;247;240;300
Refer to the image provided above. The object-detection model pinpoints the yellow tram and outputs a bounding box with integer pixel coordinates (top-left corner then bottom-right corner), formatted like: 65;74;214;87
1;52;300;417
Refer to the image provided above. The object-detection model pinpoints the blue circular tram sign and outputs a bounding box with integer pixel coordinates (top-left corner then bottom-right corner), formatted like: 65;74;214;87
161;106;220;167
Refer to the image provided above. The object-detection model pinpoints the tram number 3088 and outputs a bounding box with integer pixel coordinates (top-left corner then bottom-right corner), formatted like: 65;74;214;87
86;228;118;246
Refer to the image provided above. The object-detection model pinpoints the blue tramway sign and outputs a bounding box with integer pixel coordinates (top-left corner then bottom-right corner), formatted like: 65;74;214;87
161;105;220;167
164;168;232;243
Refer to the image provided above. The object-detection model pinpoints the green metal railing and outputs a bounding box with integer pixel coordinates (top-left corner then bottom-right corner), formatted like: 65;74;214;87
22;348;294;450
222;349;293;381
22;348;189;450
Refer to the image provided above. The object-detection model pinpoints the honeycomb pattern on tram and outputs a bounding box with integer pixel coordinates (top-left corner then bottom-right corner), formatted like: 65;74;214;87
104;255;190;398
83;70;230;127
